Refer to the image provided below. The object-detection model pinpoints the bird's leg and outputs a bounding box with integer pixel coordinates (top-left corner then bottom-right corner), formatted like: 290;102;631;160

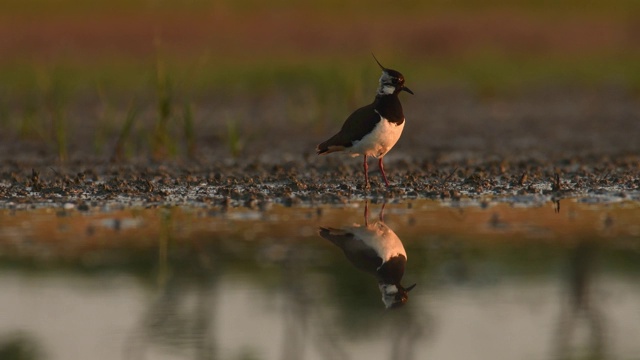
379;202;386;222
363;155;370;189
379;157;390;187
364;200;369;226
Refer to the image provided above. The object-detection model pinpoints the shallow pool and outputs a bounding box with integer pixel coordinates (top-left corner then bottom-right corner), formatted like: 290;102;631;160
0;199;639;360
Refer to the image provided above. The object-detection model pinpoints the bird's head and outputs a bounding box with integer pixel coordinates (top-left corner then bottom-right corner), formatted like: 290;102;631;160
380;282;417;309
373;54;414;96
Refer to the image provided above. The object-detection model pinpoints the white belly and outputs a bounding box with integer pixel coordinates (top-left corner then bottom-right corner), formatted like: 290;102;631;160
348;222;406;263
348;117;405;158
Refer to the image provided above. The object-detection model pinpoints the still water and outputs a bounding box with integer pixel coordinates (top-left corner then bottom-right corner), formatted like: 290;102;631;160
0;199;639;360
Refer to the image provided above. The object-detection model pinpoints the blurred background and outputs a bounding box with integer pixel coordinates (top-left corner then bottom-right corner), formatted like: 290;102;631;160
1;0;639;163
2;4;640;358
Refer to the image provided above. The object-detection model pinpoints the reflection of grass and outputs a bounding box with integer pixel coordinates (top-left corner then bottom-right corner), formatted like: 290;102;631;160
0;332;41;360
157;209;172;288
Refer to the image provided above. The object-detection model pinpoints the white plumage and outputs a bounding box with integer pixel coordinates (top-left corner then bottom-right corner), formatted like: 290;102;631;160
348;113;405;159
344;221;406;264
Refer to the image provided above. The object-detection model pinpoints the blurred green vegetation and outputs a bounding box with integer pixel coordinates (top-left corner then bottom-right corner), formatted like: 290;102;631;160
2;53;639;161
4;54;640;95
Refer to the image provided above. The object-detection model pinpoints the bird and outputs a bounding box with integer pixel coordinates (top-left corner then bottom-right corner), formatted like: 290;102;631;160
316;55;413;188
318;202;416;308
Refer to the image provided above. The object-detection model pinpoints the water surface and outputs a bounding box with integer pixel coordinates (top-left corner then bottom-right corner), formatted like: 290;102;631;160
0;199;639;360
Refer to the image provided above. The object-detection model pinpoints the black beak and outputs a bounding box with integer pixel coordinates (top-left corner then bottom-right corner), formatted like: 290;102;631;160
405;283;417;292
402;86;414;95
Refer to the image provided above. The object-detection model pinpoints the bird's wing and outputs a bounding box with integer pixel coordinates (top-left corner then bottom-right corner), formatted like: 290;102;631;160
318;226;383;274
316;103;380;154
318;227;358;248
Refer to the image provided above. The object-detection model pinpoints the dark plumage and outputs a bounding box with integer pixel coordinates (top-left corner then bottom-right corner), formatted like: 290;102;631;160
318;203;416;308
316;55;413;188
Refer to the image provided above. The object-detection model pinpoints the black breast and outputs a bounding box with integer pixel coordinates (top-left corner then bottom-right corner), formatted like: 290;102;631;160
375;94;405;125
377;255;407;285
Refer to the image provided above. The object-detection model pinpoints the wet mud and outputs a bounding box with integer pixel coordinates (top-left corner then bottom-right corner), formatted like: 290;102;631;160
0;153;638;210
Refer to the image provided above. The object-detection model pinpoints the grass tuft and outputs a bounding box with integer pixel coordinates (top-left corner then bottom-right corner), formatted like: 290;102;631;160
183;102;197;160
40;70;70;163
18;92;41;140
151;56;177;160
111;101;138;163
51;103;68;163
226;117;244;158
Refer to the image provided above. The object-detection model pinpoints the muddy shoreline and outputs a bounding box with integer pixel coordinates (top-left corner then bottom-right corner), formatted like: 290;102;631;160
1;152;638;210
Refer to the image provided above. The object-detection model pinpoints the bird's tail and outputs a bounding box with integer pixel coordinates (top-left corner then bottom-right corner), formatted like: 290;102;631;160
316;138;345;155
318;227;353;247
316;142;329;155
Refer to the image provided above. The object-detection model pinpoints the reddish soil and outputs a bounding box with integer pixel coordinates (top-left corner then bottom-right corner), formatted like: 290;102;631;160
1;8;638;61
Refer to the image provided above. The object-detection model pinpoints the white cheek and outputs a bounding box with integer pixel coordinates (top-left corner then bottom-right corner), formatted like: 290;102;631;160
379;283;400;308
381;85;395;95
379;284;398;295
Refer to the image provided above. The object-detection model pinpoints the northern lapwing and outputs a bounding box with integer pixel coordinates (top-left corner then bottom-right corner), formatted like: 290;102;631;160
318;202;416;308
316;55;413;188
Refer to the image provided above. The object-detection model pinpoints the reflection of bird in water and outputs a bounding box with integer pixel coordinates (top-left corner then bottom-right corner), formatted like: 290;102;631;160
319;202;415;308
